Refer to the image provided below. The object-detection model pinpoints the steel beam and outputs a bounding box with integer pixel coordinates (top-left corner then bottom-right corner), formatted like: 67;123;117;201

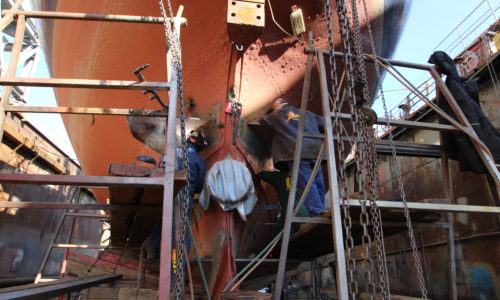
6;106;169;116
65;213;110;219
52;244;134;249
0;202;158;210
292;216;331;224
345;200;500;214
1;9;187;25
274;51;315;300
4;107;215;126
331;112;459;132
0;274;122;299
0;77;170;90
158;7;184;299
0;0;24;31
0;173;165;187
305;48;433;70
317;52;349;300
375;118;458;132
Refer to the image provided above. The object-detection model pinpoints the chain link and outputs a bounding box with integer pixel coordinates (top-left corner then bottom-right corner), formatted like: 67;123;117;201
360;0;428;297
334;0;380;298
158;0;190;299
325;1;359;298
350;0;390;294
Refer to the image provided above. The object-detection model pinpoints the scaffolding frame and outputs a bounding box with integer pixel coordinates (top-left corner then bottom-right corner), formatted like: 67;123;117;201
0;4;498;300
0;4;187;299
273;34;500;300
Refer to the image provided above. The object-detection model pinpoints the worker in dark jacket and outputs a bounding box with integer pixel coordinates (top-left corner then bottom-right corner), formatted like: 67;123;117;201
181;130;207;202
147;130;207;258
261;99;326;217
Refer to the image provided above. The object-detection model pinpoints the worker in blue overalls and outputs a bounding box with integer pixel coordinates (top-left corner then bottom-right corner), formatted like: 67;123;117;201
261;99;326;217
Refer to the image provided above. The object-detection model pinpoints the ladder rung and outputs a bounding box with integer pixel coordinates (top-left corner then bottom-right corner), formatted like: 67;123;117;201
329;112;459;132
0;202;158;210
292;216;331;224
65;213;110;219
0;77;170;91
1;9;187;25
303;132;324;139
0;173;170;187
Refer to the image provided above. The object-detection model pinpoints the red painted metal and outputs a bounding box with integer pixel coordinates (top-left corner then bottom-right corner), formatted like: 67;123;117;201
31;0;409;295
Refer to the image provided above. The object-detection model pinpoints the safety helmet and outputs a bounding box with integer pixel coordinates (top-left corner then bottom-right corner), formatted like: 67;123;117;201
188;130;207;151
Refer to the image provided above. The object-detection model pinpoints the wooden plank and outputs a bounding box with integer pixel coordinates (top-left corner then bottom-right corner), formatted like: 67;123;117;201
0;77;170;90
3;118;69;174
1;9;187;25
0;274;122;300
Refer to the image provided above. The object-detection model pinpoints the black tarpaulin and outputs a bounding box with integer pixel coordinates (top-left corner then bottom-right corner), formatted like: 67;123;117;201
428;51;500;174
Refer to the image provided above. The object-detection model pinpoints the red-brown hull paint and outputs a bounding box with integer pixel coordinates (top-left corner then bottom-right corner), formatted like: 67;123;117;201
36;0;409;295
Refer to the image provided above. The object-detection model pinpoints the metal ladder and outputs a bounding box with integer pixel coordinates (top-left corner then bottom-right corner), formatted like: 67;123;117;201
273;40;349;300
0;5;187;299
273;34;500;299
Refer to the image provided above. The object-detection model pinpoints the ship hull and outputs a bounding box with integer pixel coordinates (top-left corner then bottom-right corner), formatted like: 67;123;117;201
33;0;410;296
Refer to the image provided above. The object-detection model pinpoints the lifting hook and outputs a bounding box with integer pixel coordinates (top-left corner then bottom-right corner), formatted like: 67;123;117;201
133;64;168;110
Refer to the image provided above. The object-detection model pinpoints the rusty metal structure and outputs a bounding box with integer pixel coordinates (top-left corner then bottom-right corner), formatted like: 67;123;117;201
0;0;499;299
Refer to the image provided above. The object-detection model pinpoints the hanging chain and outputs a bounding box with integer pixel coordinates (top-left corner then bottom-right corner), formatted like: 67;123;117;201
324;1;358;298
158;0;190;299
334;0;379;298
228;86;242;145
360;0;428;298
349;0;389;297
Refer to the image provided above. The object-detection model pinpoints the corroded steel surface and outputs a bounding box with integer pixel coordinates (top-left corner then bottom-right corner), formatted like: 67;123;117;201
375;125;499;299
0;115;101;281
33;0;410;295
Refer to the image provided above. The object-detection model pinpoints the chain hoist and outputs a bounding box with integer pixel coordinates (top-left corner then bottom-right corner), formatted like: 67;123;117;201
360;0;428;297
158;0;190;299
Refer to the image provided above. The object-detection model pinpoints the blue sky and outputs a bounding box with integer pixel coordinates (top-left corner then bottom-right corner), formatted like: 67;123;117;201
22;0;498;160
374;0;499;116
